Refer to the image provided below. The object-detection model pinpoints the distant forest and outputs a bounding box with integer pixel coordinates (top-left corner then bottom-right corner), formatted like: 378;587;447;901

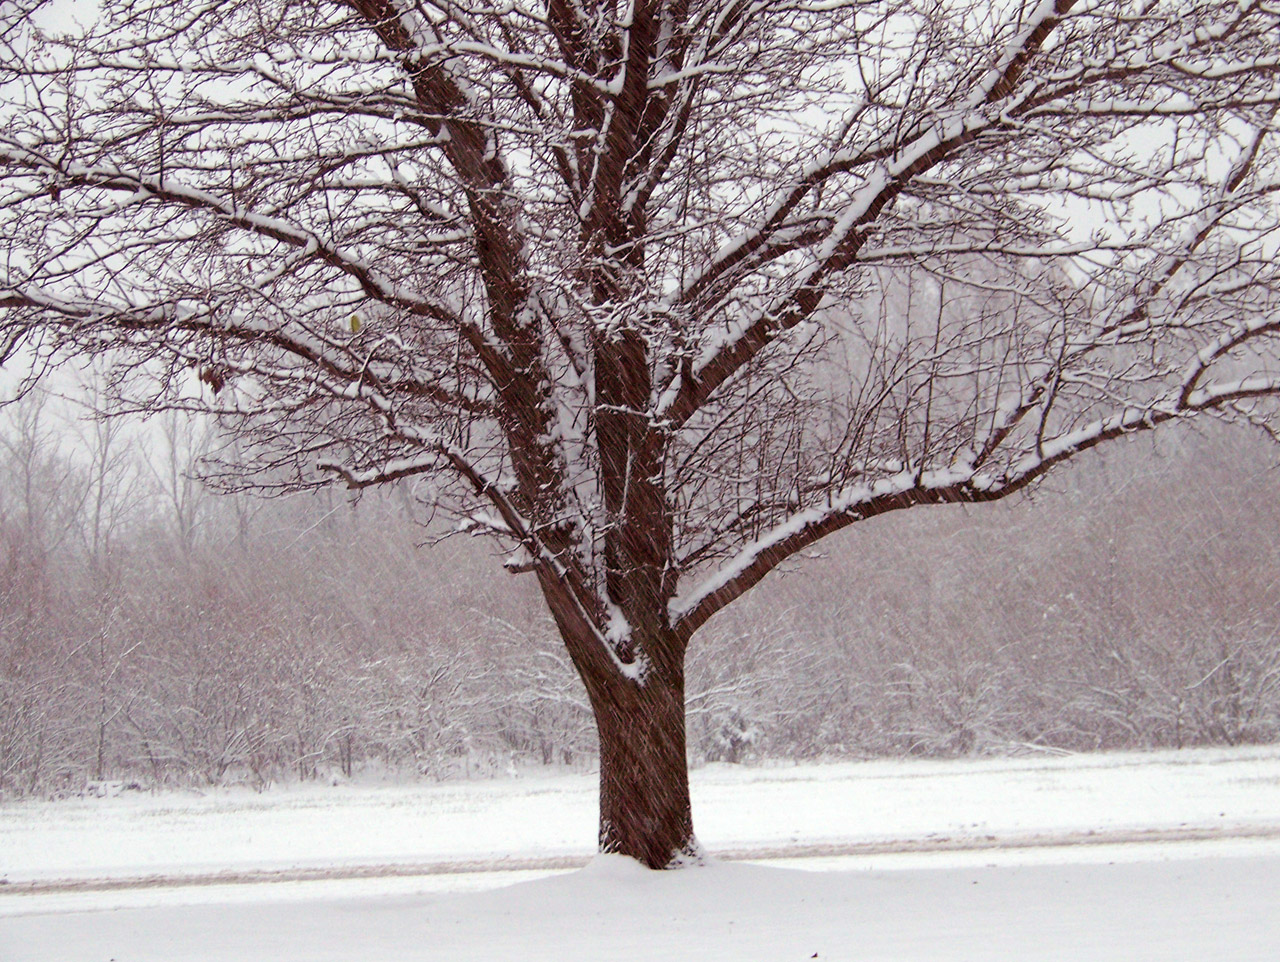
3;389;1278;797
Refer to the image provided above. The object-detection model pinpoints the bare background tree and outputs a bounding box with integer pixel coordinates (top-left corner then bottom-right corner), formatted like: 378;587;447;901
3;0;1280;865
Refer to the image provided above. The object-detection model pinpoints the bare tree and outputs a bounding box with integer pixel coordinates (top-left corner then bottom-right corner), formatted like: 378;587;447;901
68;376;143;571
144;409;216;554
0;391;87;571
3;0;1280;865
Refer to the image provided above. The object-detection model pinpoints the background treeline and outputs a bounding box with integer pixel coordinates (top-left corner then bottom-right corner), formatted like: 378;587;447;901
2;390;1278;797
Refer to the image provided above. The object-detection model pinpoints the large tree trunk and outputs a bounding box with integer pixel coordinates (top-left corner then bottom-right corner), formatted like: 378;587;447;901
590;655;698;868
536;567;696;868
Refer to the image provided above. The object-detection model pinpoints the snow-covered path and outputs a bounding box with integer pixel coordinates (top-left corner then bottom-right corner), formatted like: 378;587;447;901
3;747;1279;960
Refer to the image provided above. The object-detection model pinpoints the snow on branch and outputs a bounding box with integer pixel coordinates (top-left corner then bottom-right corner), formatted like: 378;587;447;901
654;3;1084;426
317;453;445;489
671;355;1280;638
0;147;459;323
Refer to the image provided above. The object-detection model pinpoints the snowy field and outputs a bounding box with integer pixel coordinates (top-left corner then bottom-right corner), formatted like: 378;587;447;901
3;746;1280;960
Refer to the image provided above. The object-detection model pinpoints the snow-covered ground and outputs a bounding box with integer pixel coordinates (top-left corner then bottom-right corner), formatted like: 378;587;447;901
6;853;1280;961
3;746;1280;960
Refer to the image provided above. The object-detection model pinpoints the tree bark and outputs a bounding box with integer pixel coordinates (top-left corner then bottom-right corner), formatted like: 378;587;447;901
535;545;696;868
589;654;698;868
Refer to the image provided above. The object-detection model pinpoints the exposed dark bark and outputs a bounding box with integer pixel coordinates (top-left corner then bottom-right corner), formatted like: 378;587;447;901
588;632;696;869
538;564;695;867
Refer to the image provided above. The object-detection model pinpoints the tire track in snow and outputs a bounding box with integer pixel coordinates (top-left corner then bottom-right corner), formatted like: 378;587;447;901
6;823;1280;896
